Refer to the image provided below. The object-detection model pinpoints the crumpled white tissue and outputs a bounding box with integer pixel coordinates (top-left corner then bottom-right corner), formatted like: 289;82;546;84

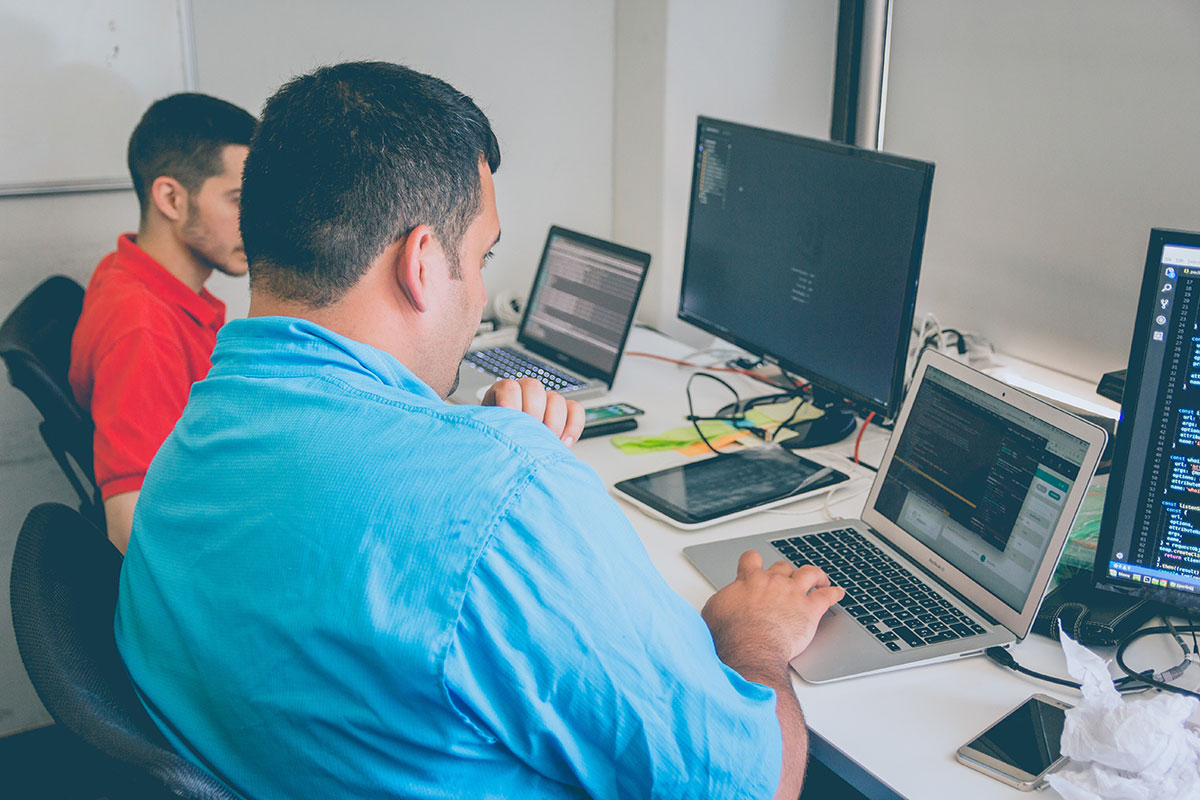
1045;629;1200;800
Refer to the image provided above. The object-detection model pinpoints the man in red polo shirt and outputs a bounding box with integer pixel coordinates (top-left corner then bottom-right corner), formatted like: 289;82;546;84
70;93;257;552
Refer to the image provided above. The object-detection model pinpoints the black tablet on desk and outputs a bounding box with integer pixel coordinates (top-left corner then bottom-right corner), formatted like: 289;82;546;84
613;445;850;530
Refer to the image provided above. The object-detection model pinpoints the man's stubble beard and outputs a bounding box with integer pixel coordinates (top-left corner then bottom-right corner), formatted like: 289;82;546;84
182;197;246;278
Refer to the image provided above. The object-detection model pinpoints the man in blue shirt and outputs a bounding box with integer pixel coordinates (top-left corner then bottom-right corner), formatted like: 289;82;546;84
115;61;844;799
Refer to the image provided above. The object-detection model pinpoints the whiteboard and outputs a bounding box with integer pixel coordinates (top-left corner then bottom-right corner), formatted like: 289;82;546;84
0;0;196;196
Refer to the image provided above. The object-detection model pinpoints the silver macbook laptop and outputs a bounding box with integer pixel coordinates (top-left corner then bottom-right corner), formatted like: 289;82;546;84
450;226;651;404
684;351;1107;683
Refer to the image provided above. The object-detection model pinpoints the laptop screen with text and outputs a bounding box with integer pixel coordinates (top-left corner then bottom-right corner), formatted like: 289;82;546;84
872;367;1090;611
519;228;650;380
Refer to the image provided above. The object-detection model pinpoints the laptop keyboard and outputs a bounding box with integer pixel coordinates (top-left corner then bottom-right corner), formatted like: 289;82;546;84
770;528;988;652
463;346;588;392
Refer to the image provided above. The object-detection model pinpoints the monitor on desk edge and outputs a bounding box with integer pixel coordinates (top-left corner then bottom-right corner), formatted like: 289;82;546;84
1095;227;1200;613
677;117;935;446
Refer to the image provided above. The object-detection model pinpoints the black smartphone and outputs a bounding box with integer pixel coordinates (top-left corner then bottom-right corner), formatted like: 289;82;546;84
955;694;1072;790
580;402;643;439
584;402;644;425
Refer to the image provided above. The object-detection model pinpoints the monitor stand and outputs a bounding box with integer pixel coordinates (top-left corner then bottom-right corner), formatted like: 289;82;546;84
778;392;858;449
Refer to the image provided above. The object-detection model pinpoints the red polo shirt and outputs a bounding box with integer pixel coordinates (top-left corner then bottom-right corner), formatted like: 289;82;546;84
69;234;226;499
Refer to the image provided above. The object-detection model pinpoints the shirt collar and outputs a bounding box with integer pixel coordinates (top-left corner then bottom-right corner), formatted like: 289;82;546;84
210;316;443;402
116;234;226;330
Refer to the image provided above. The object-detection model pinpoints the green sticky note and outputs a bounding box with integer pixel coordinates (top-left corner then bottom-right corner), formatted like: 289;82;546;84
611;419;739;454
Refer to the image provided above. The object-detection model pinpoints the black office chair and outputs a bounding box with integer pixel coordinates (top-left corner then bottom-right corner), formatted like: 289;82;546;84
0;276;103;526
10;503;241;800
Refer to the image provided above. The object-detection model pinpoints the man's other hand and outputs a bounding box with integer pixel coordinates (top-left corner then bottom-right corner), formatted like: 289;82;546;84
701;550;845;675
482;377;585;446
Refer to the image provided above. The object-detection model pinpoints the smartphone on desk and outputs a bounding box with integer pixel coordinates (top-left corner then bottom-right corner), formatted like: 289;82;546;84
580;402;643;439
956;693;1071;790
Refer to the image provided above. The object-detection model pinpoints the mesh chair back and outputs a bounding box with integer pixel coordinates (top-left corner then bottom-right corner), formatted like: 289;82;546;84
10;503;241;799
0;276;102;524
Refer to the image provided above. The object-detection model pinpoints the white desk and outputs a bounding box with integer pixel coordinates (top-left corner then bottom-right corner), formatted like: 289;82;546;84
573;326;1181;800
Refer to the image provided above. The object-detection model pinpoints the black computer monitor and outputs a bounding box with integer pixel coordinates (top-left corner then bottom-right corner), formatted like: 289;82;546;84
678;117;935;446
1095;228;1200;614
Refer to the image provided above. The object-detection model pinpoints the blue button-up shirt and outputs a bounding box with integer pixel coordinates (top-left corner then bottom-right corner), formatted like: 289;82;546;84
115;317;780;799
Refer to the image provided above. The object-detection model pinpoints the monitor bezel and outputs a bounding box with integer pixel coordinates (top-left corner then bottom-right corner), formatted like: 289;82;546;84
676;116;935;418
1094;227;1200;613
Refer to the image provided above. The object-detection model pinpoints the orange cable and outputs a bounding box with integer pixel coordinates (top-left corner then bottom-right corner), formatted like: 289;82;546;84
855;412;875;465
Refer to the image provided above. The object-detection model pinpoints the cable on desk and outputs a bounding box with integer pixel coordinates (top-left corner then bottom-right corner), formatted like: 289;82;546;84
822;477;873;520
684;372;749;457
1164;615;1191;658
760;475;872;520
1114;624;1200;699
984;647;1081;690
854;412;875;465
767;369;809;438
984;646;1150;694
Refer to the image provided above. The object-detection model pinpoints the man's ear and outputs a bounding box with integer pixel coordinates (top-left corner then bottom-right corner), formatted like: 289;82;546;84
394;224;440;313
149;176;188;222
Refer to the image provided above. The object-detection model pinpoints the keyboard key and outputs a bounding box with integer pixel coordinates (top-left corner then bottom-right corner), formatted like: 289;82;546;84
774;527;974;650
464;346;586;390
891;626;926;647
885;641;902;652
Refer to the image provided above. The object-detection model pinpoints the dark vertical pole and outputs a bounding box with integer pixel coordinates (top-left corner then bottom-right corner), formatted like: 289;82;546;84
830;0;865;145
831;0;890;149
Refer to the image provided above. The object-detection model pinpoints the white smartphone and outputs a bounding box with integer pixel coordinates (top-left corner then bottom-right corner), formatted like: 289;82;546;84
955;693;1072;790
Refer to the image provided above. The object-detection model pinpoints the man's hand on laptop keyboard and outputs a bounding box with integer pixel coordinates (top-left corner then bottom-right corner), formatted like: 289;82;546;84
482;377;585;447
701;550;844;675
701;551;844;800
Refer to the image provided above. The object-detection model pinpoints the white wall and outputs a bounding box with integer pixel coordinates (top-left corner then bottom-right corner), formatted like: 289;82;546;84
884;0;1200;381
615;0;839;343
0;190;139;736
193;0;615;320
0;0;615;738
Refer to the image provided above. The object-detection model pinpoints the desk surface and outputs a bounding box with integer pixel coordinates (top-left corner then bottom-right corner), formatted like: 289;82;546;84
572;326;1181;800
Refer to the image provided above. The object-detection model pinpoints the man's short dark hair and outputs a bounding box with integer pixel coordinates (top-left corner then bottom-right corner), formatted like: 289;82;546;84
127;93;256;217
240;61;502;307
